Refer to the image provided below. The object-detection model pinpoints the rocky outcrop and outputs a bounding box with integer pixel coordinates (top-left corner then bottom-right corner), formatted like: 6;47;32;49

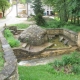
19;25;48;46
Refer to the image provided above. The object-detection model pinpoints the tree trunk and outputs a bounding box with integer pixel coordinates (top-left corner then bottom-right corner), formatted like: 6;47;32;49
73;16;76;24
77;16;79;24
2;10;5;17
59;0;68;23
71;15;73;23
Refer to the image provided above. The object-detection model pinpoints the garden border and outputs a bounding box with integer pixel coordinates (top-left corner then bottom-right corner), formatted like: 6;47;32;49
0;28;18;80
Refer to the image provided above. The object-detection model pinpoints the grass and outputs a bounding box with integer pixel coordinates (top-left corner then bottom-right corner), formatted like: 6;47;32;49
61;24;80;32
0;41;4;71
18;64;80;80
10;23;29;29
41;17;80;32
18;51;80;80
42;18;61;28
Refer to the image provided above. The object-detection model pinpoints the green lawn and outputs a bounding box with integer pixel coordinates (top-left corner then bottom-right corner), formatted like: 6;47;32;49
18;64;80;80
42;18;80;32
18;52;80;80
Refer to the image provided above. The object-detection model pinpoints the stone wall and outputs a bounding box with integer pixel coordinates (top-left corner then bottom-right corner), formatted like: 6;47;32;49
7;28;78;61
63;29;78;43
13;46;78;61
0;30;19;80
13;48;45;61
46;28;78;44
46;28;63;35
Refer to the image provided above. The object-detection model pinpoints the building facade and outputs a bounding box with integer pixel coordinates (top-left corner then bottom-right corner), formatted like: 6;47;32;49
27;3;54;16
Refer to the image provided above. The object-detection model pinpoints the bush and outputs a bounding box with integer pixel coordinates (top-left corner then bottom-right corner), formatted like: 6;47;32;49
53;60;63;68
42;18;61;28
61;56;72;66
8;37;20;47
4;29;20;48
35;13;46;26
53;51;80;74
72;64;80;74
4;29;13;38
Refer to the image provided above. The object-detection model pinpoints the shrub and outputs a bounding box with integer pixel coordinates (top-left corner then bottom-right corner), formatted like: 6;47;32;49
59;51;80;66
53;60;63;68
72;64;80;74
35;13;46;26
4;29;13;38
53;51;80;74
61;55;72;66
42;18;61;28
4;29;20;48
7;37;20;48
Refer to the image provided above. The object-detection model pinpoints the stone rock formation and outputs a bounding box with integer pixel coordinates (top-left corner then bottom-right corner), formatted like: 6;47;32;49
19;25;48;46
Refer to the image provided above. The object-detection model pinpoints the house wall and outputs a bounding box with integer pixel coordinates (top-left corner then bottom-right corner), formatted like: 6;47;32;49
27;3;53;16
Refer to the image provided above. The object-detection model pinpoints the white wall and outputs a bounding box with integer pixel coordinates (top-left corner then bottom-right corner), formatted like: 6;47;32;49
27;3;53;16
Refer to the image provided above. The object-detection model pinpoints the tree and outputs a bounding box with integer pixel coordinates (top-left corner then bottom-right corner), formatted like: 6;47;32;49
43;0;69;24
0;0;10;17
32;0;45;26
69;0;80;24
43;0;80;25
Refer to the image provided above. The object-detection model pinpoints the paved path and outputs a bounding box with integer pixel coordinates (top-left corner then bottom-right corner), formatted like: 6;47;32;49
0;5;27;29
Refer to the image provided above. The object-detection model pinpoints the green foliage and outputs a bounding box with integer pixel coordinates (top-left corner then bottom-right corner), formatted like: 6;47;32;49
42;18;61;28
10;23;29;29
35;13;46;26
4;29;20;48
53;60;62;68
72;64;80;74
4;29;13;38
62;24;80;32
53;51;80;74
32;0;46;26
7;37;20;48
43;0;80;24
0;0;10;17
41;18;80;32
32;0;44;15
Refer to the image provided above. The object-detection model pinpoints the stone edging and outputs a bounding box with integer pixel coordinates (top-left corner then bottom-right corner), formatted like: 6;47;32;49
0;28;18;80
